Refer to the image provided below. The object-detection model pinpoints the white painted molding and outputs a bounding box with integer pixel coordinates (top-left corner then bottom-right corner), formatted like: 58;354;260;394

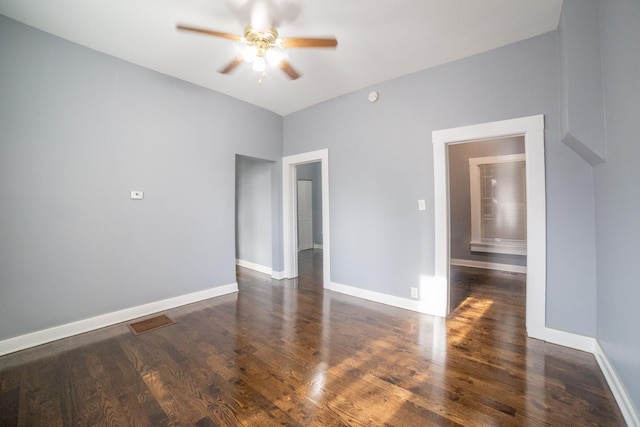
469;241;527;256
0;283;238;356
271;271;285;280
327;281;424;313
544;327;595;353
450;258;527;274
283;149;331;287
327;279;447;317
432;138;450;315
594;341;640;427
433;114;547;341
236;259;272;275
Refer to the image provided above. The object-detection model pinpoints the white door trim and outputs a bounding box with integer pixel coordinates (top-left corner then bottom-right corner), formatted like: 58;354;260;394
283;149;330;286
432;115;546;340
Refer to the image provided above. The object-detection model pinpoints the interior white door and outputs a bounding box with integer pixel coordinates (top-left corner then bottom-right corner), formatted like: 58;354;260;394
297;180;313;251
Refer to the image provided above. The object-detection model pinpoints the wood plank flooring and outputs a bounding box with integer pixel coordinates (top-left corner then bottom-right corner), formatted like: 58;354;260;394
0;250;625;426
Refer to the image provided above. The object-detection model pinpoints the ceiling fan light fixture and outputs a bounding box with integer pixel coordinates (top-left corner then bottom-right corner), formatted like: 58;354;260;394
252;56;266;72
242;45;258;62
265;48;284;66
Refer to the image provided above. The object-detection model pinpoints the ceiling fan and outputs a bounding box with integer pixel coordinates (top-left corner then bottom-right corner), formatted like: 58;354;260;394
177;23;338;81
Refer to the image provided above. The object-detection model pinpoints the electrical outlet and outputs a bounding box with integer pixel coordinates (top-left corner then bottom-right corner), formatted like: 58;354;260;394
411;287;419;299
130;191;144;200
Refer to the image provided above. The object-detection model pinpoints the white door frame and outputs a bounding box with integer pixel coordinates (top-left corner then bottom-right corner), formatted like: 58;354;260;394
283;149;330;286
432;115;546;340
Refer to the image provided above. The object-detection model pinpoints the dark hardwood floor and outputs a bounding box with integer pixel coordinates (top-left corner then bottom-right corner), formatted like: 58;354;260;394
0;250;625;426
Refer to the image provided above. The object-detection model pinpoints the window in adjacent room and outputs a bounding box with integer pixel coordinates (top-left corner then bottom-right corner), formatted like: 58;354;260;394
469;153;526;255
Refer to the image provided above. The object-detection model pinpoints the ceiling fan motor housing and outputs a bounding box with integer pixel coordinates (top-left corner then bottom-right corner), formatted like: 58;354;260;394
243;24;280;53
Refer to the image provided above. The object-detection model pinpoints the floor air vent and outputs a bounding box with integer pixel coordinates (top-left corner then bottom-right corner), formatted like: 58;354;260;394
128;314;175;335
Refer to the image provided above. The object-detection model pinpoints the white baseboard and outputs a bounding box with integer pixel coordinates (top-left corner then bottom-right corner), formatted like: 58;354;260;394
0;283;238;356
235;259;283;280
451;258;527;274
271;271;285;280
595;341;640;427
327;281;426;314
236;259;272;275
543;327;595;353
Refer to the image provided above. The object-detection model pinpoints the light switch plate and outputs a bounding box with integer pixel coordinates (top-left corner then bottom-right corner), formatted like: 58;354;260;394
418;199;426;211
130;191;144;200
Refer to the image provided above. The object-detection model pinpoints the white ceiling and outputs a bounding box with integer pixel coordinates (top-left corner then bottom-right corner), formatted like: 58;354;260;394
0;0;563;116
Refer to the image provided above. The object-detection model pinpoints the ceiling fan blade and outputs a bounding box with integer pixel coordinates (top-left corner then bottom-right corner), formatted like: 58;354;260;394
219;57;244;74
176;24;241;42
281;37;337;49
279;60;300;80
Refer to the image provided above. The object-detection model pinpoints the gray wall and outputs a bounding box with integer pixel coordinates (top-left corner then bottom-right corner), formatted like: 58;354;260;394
591;0;640;410
0;16;283;340
559;0;606;166
296;162;323;246
448;137;526;267
235;156;273;268
284;31;598;337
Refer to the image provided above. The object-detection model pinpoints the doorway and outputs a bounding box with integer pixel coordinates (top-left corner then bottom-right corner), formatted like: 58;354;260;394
282;149;330;287
296;162;323;280
297;179;314;251
447;137;527;313
235;155;274;275
432;115;546;340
